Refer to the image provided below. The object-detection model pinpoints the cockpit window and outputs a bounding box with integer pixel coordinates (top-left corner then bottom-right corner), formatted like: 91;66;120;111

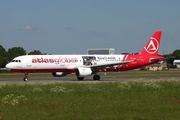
11;60;21;63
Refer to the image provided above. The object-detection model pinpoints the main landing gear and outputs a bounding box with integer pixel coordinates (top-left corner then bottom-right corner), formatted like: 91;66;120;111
93;74;100;80
23;72;28;82
77;74;101;81
77;77;84;80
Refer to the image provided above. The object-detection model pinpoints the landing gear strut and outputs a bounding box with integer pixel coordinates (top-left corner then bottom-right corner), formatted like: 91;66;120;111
93;74;100;80
23;72;28;82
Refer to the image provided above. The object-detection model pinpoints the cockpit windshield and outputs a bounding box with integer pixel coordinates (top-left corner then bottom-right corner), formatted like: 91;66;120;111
11;60;21;62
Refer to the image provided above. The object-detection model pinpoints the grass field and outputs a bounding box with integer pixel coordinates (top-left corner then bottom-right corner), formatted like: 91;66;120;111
1;70;180;119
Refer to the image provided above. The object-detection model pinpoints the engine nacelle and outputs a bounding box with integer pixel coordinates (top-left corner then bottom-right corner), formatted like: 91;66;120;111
52;72;68;77
75;67;92;77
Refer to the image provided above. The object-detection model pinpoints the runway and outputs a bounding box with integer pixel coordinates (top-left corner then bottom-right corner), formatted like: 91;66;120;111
1;70;180;84
0;76;122;84
1;73;180;84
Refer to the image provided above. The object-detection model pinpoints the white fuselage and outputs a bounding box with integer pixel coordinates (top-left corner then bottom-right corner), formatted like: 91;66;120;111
6;54;127;72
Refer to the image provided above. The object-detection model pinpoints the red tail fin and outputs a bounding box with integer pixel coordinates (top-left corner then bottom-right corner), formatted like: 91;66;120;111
140;31;162;56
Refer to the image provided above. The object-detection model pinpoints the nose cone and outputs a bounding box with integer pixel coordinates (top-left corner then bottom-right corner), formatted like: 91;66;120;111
5;63;11;71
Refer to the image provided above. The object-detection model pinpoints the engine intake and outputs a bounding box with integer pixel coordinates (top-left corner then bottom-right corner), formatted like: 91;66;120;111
75;67;92;77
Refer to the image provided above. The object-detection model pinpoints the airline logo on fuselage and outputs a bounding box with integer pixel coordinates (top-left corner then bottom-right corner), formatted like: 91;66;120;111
32;57;78;64
144;37;159;54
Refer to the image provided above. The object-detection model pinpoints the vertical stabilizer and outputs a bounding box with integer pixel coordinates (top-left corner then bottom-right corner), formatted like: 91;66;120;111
140;31;162;56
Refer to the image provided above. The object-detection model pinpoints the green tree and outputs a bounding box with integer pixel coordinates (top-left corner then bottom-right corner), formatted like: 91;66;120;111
7;47;26;61
172;49;180;59
28;50;42;55
162;50;180;68
0;45;8;67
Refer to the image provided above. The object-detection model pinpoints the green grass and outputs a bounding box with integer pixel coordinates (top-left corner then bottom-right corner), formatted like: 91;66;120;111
1;80;180;119
0;70;10;73
0;73;53;78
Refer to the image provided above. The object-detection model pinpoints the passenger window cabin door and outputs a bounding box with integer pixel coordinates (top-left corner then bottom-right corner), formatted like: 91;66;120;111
26;58;32;67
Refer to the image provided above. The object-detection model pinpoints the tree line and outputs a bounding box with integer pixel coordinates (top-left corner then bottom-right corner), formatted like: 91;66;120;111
0;45;180;68
0;45;44;67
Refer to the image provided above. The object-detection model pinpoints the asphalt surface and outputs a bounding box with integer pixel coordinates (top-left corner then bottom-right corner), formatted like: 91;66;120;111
1;74;180;84
0;76;121;84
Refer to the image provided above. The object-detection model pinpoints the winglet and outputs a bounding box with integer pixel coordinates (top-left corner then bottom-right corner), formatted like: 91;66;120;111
140;31;162;56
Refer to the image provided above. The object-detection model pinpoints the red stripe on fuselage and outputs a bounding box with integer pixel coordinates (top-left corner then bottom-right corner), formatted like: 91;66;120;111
122;54;128;61
10;68;75;73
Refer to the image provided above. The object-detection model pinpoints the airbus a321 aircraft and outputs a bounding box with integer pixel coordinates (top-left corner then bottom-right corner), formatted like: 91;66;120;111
6;31;164;81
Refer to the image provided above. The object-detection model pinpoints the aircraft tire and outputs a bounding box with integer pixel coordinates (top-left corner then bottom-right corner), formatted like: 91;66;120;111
23;77;28;82
77;77;84;80
93;75;100;80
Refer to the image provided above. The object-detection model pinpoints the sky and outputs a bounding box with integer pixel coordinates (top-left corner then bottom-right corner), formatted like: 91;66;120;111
0;0;180;55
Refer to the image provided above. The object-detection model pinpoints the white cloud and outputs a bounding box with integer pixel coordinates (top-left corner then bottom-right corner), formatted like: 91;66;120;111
19;26;37;31
24;26;32;30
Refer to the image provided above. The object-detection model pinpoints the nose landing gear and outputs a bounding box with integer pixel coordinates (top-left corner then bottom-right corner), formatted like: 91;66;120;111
23;72;28;81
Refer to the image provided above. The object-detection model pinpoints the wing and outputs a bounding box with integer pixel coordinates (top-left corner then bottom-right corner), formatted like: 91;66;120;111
77;59;135;69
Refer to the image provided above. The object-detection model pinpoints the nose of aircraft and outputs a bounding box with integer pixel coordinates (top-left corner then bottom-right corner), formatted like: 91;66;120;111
5;63;11;71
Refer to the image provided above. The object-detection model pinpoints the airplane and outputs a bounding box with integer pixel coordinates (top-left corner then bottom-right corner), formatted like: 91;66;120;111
5;31;164;81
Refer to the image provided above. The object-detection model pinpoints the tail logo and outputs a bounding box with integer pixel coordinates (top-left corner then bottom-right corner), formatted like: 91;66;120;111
144;37;159;54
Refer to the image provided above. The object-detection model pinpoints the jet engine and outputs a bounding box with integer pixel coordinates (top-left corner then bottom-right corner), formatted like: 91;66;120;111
75;67;92;77
52;72;68;77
